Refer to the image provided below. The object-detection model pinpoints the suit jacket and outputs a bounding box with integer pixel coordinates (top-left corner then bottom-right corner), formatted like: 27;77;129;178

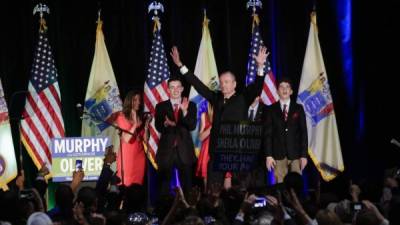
250;102;267;122
183;70;264;156
249;102;267;166
155;99;197;170
265;100;308;160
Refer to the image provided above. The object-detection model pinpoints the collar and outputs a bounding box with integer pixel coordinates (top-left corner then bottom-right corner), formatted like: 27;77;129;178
249;101;259;111
280;99;291;109
170;98;181;106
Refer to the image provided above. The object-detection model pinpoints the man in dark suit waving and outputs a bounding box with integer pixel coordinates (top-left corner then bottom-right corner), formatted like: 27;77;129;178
170;46;268;188
155;77;197;195
265;78;308;183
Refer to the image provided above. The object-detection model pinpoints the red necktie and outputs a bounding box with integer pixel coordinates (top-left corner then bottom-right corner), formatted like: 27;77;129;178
173;103;179;147
283;104;288;121
173;103;180;122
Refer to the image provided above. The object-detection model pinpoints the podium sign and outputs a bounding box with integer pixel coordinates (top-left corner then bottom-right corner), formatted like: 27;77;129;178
214;122;263;172
50;137;109;182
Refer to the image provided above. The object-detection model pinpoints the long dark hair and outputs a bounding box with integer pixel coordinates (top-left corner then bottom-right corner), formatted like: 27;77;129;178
122;89;143;120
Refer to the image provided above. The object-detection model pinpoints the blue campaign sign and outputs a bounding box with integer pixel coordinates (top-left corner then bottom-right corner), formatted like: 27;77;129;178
50;137;110;182
214;122;263;172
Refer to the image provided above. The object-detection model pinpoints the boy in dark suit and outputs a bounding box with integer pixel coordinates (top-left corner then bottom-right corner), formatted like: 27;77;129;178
265;78;308;183
155;77;197;195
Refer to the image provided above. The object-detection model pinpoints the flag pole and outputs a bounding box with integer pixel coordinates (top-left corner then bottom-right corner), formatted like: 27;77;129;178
147;0;165;208
31;3;51;173
32;2;52;208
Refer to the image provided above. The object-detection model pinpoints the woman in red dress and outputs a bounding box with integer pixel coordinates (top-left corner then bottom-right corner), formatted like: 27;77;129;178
196;106;213;191
114;90;149;186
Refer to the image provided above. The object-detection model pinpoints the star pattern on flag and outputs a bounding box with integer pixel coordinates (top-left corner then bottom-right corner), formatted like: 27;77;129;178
31;34;58;92
146;34;170;88
246;26;271;85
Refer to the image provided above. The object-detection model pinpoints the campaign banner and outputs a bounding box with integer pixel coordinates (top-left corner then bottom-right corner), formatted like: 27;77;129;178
50;137;109;182
214;122;263;172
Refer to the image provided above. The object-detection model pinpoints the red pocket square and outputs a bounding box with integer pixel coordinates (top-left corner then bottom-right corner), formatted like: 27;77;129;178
292;112;299;119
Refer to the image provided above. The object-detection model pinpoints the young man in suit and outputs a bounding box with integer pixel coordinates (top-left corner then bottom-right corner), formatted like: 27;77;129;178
155;77;197;195
265;78;308;183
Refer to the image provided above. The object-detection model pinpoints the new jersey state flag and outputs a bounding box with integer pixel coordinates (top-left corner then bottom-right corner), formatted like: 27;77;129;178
189;14;219;156
0;79;18;190
297;12;344;181
81;19;122;149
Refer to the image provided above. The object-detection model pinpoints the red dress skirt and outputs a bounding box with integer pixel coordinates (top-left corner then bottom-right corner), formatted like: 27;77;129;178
115;112;146;186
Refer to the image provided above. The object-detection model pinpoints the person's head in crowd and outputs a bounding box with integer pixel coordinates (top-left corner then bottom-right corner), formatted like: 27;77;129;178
357;179;381;203
17;198;35;222
17;188;44;222
182;216;205;225
384;167;399;189
26;212;52;225
126;212;150;225
55;184;74;210
219;188;244;222
76;187;98;215
153;194;175;222
315;209;343;225
167;77;184;100
354;208;381;225
249;210;274;225
327;199;353;224
0;190;19;223
103;191;122;212
389;195;400;225
104;210;125;225
123;89;143;119
277;77;293;101
219;71;236;98
202;217;223;225
123;184;146;214
319;192;340;209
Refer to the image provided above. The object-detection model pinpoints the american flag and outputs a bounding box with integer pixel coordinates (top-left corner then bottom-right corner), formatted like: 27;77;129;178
143;20;170;169
245;15;279;105
20;29;65;170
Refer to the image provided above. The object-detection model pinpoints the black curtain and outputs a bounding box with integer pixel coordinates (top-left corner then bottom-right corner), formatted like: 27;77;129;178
1;0;400;188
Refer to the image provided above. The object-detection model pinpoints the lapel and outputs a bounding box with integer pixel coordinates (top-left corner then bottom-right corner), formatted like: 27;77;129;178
217;93;225;111
167;100;175;121
287;102;295;122
275;102;285;121
256;103;264;121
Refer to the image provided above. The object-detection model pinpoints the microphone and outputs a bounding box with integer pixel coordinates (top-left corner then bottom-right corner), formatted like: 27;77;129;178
76;103;83;112
390;138;400;148
143;112;153;121
76;103;86;119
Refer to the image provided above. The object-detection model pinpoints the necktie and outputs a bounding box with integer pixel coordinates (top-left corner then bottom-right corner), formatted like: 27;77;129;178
173;103;179;147
173;103;180;121
249;109;254;121
283;104;288;121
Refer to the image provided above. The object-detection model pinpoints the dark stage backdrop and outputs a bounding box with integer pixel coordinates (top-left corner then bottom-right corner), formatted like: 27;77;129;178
1;0;400;191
